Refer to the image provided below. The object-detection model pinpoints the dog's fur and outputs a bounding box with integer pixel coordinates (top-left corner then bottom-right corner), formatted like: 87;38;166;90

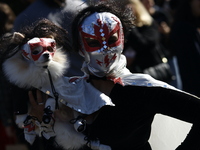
2;33;87;150
1;19;111;150
3;35;68;89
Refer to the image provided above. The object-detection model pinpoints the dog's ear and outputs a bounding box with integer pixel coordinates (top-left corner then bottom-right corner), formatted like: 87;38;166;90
0;32;25;62
11;32;25;44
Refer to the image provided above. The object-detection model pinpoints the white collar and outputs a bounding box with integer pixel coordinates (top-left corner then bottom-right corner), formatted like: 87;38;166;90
38;76;114;115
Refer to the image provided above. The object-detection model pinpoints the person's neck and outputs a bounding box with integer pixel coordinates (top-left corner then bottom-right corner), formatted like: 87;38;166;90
88;75;115;96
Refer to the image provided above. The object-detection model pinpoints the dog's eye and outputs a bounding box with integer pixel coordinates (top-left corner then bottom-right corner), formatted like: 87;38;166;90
47;46;54;52
32;46;43;55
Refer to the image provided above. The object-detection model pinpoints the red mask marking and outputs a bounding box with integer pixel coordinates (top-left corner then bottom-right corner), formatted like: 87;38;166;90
29;38;56;61
79;17;123;52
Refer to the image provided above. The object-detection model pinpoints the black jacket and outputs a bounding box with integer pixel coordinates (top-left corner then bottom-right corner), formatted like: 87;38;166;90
87;83;200;150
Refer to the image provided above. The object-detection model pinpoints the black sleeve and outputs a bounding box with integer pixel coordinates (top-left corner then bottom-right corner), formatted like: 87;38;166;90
146;87;200;150
114;84;200;149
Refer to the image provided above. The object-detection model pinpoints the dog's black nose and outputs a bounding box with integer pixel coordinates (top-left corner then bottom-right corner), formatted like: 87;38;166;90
43;53;50;59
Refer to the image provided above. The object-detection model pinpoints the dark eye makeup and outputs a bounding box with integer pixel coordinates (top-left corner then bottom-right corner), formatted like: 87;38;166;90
85;38;101;47
108;32;118;45
32;46;43;55
31;46;54;55
84;32;118;47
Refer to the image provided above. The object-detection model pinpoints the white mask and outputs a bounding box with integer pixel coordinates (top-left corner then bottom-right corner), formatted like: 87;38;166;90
21;38;56;62
79;12;124;77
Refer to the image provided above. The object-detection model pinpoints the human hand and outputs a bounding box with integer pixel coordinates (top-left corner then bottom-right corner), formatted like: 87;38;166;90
28;90;48;122
159;21;170;35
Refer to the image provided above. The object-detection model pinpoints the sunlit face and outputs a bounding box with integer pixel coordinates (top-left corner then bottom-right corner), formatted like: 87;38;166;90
79;12;124;77
79;12;123;53
22;38;56;62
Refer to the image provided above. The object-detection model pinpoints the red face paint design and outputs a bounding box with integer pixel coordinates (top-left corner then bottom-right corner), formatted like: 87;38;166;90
80;17;123;53
22;38;56;61
79;12;124;77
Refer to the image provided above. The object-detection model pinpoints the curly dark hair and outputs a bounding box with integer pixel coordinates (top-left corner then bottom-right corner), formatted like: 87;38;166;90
71;0;135;52
0;18;71;65
20;18;71;50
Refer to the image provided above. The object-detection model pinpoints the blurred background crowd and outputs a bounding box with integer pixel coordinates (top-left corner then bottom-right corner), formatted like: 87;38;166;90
0;0;199;150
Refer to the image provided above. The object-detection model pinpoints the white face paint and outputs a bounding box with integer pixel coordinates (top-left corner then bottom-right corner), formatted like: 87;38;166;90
79;12;124;77
21;38;56;66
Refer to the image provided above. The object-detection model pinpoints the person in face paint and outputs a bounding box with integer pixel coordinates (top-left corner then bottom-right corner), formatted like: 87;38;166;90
70;1;200;150
78;11;127;78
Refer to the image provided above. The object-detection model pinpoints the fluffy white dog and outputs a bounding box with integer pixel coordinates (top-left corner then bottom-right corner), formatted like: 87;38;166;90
2;32;112;150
